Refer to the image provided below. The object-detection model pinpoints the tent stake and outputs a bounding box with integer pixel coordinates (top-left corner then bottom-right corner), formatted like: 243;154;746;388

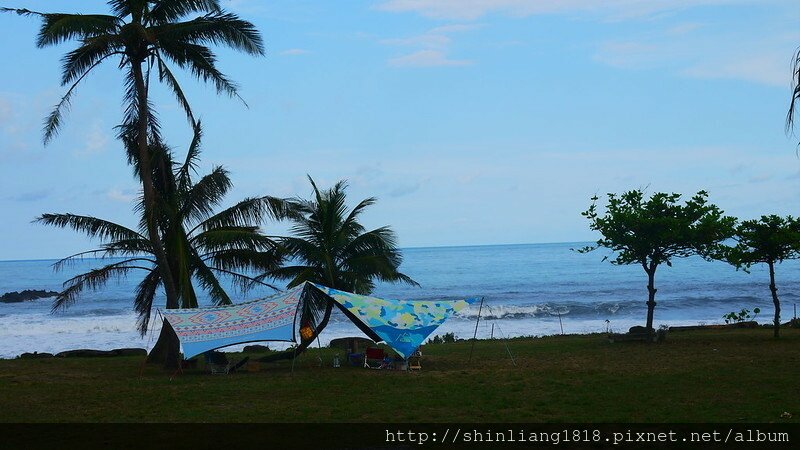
468;297;485;364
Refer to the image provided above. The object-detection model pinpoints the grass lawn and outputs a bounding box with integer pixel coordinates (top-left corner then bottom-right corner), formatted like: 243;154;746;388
0;328;798;422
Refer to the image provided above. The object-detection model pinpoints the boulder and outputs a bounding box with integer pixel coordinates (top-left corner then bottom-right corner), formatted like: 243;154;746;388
56;349;116;358
18;352;54;359
112;348;147;357
628;325;650;334
1;289;60;303
55;348;147;358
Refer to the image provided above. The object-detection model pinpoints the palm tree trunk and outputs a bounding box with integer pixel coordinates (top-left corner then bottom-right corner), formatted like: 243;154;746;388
132;61;181;368
258;300;334;363
768;261;781;338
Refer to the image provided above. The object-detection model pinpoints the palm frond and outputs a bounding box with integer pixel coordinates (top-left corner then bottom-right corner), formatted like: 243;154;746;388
35;13;120;47
192;227;277;252
155;54;196;126
191;254;232;305
788;47;800;138
158;41;243;101
36;213;145;241
0;7;46;17
133;269;161;335
154;11;265;55
195;196;296;233
53;260;152;312
177;122;203;192
148;0;221;24
204;247;282;273
180;166;232;224
43;52;118;144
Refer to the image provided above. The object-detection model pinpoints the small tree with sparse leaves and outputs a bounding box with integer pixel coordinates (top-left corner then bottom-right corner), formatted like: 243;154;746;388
579;190;736;332
724;215;800;338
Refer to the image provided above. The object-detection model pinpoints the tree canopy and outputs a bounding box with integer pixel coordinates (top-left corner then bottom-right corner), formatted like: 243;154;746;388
37;126;289;335
580;190;736;331
725;215;800;337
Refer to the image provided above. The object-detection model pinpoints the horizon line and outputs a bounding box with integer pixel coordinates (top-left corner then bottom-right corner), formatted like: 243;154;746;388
0;240;597;263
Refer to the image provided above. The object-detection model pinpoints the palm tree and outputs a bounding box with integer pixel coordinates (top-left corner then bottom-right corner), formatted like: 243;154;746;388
37;127;288;363
3;1;265;312
257;176;418;361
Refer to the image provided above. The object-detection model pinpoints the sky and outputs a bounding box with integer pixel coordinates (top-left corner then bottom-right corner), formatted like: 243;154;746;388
0;0;799;260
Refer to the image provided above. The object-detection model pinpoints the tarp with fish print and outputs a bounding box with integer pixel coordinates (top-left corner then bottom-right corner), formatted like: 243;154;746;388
162;283;305;359
312;283;478;359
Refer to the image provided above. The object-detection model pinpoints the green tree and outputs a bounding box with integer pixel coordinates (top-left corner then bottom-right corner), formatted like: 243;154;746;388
3;1;264;314
37;127;288;363
257;177;418;360
725;215;800;338
579;190;736;332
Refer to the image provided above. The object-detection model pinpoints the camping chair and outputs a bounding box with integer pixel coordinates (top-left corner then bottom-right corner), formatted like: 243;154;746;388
408;349;422;371
364;347;387;369
204;351;250;374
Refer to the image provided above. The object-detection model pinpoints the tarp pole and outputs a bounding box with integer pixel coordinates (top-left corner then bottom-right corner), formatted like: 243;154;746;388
468;297;485;364
290;345;297;376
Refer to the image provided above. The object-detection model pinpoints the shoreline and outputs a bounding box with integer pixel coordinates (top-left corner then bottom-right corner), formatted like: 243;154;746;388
3;315;786;360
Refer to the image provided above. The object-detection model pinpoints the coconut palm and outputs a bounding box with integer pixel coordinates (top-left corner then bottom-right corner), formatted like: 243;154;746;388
257;176;418;360
3;1;265;311
37;127;288;360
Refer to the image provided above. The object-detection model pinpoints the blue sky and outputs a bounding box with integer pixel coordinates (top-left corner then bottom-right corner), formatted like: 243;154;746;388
1;0;799;260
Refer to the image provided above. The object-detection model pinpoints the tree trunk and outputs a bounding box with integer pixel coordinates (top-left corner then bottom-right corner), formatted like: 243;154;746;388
645;264;658;334
132;61;181;369
768;261;781;338
258;300;333;363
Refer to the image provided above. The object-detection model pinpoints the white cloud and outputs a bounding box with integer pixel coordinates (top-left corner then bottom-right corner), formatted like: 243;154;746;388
388;50;473;67
106;188;137;203
682;52;793;87
0;95;11;123
382;23;480;67
279;48;311;56
75;121;110;157
376;0;761;21
594;27;799;87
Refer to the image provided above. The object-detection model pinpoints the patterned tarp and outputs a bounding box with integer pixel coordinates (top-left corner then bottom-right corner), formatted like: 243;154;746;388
163;284;304;359
313;283;478;359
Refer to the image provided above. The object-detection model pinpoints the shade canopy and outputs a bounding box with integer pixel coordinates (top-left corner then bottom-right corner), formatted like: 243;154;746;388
162;284;305;359
314;283;478;359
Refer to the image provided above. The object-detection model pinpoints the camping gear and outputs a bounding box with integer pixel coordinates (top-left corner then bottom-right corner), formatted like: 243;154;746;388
364;347;387;369
315;283;478;359
408;349;422;371
204;351;250;374
162;284;306;359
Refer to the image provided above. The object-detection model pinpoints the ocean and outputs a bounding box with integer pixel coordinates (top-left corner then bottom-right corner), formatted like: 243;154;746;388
1;242;797;358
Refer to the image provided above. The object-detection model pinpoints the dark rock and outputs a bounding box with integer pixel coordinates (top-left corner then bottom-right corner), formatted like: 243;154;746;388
243;344;270;353
112;348;147;357
55;348;147;358
56;349;116;358
628;326;650;334
1;289;60;303
18;352;54;359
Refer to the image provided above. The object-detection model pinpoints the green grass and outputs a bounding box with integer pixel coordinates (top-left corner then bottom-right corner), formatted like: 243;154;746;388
0;328;798;422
